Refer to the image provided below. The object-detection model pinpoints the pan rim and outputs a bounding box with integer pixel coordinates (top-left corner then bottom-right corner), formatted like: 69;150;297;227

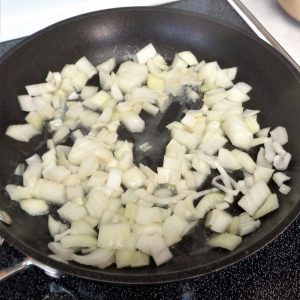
0;6;299;284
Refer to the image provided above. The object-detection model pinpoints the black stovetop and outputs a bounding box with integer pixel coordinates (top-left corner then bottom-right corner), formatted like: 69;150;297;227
0;1;299;299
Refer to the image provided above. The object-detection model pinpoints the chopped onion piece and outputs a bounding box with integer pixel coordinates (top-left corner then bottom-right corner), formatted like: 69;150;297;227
227;216;239;235
75;56;97;79
26;83;56;96
48;242;74;261
33;179;66;205
25;111;43;131
243;109;260;118
217;148;241;171
279;184;291;195
253;166;274;183
205;209;233;233
136;206;162;225
272;141;287;157
6;124;40;142
200;134;228;155
195;192;225;219
14;163;26;176
18;95;35;112
47;166;70;183
120;111;145;133
208;233;242;251
235;82;252;94
136;233;172;266
256;148;272;169
20;199;49;216
136;43;157;64
223;115;253;150
58;202;87;222
5;184;33;201
256;127;270;138
97;57;116;73
270;126;288;145
61;235;97;249
273;153;291;171
98;223;131;249
111;83;123;101
178;51;198;66
272;172;290;187
99;69;112;90
72;249;115;266
116;61;148;94
122;166;146;189
80;86;98;100
232;149;256;174
254;194;279;219
238;181;271;216
264;140;276;163
48;215;68;237
238;212;260;236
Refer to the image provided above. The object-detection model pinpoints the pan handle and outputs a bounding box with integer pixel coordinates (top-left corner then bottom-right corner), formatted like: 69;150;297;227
0;257;33;281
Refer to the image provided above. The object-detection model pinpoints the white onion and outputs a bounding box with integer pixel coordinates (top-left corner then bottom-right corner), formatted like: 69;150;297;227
20;199;49;216
232;149;256;174
48;215;68;237
120;111;145;133
238;181;271;216
116;61;148;94
264;140;276;163
98;223;131;249
34;179;66;204
272;172;290;187
178;51;198;66
60;235;97;248
58;201;87;221
217;148;241;171
273;153;291;171
18;95;35;112
80;86;98;100
279;184;291;195
136;43;157;64
238;212;260;236
253;166;274;183
48;242;74;261
270;126;288;145
122;166;146;189
223;115;253;150
272;141;286;157
205;209;233;233
228;216;239;235
4;43;292;268
97;57;116;73
6;124;40;142
254;194;279;219
256;147;272;168
75;56;97;79
99;70;112;90
256;127;270;138
72;249;115;266
208;233;242;251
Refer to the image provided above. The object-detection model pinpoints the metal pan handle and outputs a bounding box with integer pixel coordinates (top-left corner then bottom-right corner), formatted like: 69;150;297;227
0;257;33;281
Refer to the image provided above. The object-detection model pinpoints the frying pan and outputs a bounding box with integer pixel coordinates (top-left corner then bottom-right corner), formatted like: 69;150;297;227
0;7;300;284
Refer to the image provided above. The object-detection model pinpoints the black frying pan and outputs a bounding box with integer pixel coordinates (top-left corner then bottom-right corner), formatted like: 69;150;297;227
0;7;300;284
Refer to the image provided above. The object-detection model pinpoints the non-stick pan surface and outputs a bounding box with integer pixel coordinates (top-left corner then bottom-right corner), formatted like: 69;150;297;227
0;7;300;284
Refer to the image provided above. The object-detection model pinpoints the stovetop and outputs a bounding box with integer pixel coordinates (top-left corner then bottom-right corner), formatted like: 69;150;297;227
0;0;299;299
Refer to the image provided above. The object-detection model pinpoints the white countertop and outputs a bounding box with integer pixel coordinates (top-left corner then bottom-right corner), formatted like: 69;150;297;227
241;0;300;66
0;0;175;42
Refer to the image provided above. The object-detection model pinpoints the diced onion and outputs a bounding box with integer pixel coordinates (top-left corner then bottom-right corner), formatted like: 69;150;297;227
4;43;292;269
